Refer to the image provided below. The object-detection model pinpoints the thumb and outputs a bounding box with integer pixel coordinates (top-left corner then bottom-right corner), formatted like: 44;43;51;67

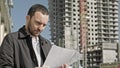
62;64;69;68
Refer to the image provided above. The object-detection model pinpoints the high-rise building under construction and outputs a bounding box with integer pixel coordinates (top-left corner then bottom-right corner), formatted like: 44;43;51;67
48;0;119;68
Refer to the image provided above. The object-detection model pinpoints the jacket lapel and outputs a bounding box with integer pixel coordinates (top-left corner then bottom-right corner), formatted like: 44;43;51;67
39;36;52;60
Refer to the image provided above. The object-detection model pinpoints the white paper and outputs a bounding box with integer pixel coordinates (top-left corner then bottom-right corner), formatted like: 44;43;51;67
35;67;49;68
43;45;81;68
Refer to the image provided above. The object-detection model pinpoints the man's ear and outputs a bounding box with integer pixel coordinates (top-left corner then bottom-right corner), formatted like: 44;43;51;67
26;15;30;23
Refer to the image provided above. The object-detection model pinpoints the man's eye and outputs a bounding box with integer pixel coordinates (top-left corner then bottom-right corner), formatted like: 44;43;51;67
43;24;46;27
36;22;40;25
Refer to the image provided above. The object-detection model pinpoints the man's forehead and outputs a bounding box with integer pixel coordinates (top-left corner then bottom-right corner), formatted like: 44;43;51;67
34;12;48;18
34;12;49;23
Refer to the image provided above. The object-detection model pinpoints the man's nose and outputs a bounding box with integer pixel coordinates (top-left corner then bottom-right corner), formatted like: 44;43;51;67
38;25;44;31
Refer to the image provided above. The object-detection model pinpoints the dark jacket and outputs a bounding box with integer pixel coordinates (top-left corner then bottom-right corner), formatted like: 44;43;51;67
0;26;52;68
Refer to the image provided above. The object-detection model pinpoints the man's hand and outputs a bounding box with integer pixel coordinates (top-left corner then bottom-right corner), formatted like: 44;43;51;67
61;64;69;68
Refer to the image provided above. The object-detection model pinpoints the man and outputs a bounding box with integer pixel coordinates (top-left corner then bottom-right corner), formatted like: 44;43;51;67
0;4;68;68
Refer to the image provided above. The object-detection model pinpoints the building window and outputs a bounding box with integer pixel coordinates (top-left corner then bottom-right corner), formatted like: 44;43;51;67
74;23;76;25
1;17;4;23
73;9;76;11
59;1;63;3
91;7;93;9
73;0;75;2
73;14;76;16
73;4;75;7
73;18;76;20
74;27;76;30
89;42;90;44
94;3;96;5
91;11;93;13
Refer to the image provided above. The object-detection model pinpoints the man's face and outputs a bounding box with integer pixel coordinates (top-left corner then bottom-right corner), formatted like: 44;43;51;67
26;11;49;37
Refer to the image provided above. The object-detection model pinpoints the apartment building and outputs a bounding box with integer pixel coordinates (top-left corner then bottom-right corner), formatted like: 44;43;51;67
0;0;13;45
86;0;119;46
86;0;119;67
48;0;119;68
48;0;80;50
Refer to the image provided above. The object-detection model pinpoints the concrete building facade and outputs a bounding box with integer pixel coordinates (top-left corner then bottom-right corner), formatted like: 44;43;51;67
48;0;80;50
87;43;118;68
0;0;13;45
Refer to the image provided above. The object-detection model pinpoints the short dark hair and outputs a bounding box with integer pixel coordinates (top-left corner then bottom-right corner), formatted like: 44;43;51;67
27;4;49;18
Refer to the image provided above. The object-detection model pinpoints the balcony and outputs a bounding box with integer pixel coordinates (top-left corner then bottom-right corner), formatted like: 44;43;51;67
65;8;72;12
109;11;118;14
109;2;119;6
65;0;72;4
65;3;72;7
109;6;118;10
109;14;118;18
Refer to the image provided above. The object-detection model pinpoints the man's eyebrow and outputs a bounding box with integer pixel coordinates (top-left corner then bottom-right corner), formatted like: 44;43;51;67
35;20;47;26
35;20;41;23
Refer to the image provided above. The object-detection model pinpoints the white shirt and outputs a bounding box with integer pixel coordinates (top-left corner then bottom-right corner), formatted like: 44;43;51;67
32;37;41;67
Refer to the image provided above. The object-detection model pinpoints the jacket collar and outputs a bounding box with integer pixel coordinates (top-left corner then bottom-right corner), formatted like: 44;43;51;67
18;25;30;38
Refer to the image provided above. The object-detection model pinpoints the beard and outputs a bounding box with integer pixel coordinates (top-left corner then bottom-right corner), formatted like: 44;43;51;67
27;23;35;36
28;25;40;37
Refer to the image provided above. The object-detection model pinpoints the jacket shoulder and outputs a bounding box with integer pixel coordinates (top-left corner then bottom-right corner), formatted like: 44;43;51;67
4;32;19;40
